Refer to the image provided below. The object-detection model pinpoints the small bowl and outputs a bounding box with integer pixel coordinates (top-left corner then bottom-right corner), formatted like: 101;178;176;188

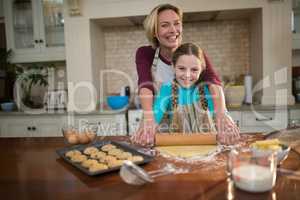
251;144;290;164
62;127;97;145
107;95;129;110
1;102;15;112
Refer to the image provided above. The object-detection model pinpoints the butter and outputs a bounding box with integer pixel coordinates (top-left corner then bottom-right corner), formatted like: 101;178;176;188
250;139;282;151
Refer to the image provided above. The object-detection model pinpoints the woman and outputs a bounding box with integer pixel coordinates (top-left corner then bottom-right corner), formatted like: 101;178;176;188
132;4;239;146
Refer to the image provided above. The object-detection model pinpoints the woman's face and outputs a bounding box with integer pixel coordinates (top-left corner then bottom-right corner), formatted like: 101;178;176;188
156;9;182;51
174;55;204;88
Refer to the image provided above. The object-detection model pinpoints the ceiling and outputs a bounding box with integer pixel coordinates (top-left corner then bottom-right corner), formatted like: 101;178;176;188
95;8;259;27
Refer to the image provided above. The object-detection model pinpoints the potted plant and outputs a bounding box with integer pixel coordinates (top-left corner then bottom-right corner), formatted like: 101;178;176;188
16;64;49;109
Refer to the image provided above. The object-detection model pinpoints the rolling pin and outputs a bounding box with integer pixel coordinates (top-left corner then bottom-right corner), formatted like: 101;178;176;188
155;133;217;146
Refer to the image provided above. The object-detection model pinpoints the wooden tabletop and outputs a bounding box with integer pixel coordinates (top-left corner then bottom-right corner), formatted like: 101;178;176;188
0;136;299;200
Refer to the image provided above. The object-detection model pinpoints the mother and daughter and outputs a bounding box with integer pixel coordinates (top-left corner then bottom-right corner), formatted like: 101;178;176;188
131;3;240;146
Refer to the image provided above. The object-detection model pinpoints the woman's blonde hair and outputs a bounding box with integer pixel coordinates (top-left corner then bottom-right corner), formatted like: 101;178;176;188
143;4;183;48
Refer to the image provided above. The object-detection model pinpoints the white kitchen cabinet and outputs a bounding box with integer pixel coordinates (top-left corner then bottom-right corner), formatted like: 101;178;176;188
289;109;300;126
73;114;127;136
128;109;143;135
240;110;288;133
0;115;65;137
4;0;65;63
228;111;242;129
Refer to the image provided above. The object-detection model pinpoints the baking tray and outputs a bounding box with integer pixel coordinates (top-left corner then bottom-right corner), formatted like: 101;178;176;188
56;140;154;176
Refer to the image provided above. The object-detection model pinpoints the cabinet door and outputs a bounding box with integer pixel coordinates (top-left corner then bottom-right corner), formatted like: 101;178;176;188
289;109;300;126
0;118;33;137
31;117;65;137
128;109;143;135
4;0;40;54
4;0;65;63
228;111;241;129
40;0;64;48
241;110;288;133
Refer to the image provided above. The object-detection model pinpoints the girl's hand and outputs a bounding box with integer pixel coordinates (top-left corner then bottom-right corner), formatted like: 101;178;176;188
215;113;240;145
130;115;157;147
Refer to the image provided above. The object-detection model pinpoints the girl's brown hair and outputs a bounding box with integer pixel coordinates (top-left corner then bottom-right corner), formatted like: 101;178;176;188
143;4;183;48
172;43;206;69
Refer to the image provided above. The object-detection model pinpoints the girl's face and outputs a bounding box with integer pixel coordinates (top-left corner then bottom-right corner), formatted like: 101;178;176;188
156;9;182;51
174;55;204;88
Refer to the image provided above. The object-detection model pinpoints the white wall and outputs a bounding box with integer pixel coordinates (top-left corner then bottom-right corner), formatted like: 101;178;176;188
64;0;295;110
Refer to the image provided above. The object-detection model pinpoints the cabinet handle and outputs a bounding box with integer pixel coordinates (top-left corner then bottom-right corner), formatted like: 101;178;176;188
34;40;39;43
27;127;32;131
32;126;36;131
135;118;140;122
256;117;273;121
39;39;44;43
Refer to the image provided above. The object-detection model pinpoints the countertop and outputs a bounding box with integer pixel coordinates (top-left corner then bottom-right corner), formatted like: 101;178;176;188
0;135;299;199
0;104;299;116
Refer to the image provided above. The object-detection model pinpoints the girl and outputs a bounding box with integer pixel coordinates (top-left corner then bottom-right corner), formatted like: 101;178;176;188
153;43;216;134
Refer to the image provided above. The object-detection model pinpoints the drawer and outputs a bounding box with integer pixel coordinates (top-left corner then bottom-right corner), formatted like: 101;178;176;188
241;110;288;129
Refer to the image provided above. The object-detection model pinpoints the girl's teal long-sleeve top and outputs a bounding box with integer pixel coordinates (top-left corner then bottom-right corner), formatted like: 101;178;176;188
153;82;215;124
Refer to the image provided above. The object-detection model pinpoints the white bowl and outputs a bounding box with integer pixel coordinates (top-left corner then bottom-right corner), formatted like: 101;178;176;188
251;144;290;165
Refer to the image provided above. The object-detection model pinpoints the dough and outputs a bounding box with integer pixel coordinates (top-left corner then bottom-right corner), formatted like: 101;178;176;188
83;147;99;155
65;150;82;158
90;151;106;159
101;144;117;152
115;152;132;160
107;159;124;168
107;148;123;156
82;159;99;168
128;155;144;162
89;163;108;172
71;154;87;163
155;145;218;158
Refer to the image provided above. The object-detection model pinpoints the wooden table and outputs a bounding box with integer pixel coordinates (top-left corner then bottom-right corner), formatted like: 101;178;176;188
0;136;299;200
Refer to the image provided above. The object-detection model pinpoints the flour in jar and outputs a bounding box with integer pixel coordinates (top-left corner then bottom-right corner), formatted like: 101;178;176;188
232;164;276;192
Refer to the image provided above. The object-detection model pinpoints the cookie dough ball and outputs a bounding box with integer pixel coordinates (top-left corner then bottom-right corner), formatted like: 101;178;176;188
129;155;144;162
83;147;99;155
65;150;82;158
82;159;99;168
71;154;87;163
101;144;116;152
89;163;108;172
107;148;123;156
103;155;117;163
107;159;124;168
115;152;132;160
90;151;106;160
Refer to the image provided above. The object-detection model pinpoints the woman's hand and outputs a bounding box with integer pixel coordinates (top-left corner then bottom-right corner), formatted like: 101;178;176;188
215;113;240;145
130;114;157;147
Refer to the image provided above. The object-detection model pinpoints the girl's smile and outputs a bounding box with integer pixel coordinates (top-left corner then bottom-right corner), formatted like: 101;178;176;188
174;55;204;88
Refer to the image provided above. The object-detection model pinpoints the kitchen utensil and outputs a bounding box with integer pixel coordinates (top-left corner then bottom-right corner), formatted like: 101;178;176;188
228;148;277;193
244;74;252;104
1;102;15;112
120;160;177;185
56;141;153;176
44;90;67;111
106;95;129;110
155;133;217;146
